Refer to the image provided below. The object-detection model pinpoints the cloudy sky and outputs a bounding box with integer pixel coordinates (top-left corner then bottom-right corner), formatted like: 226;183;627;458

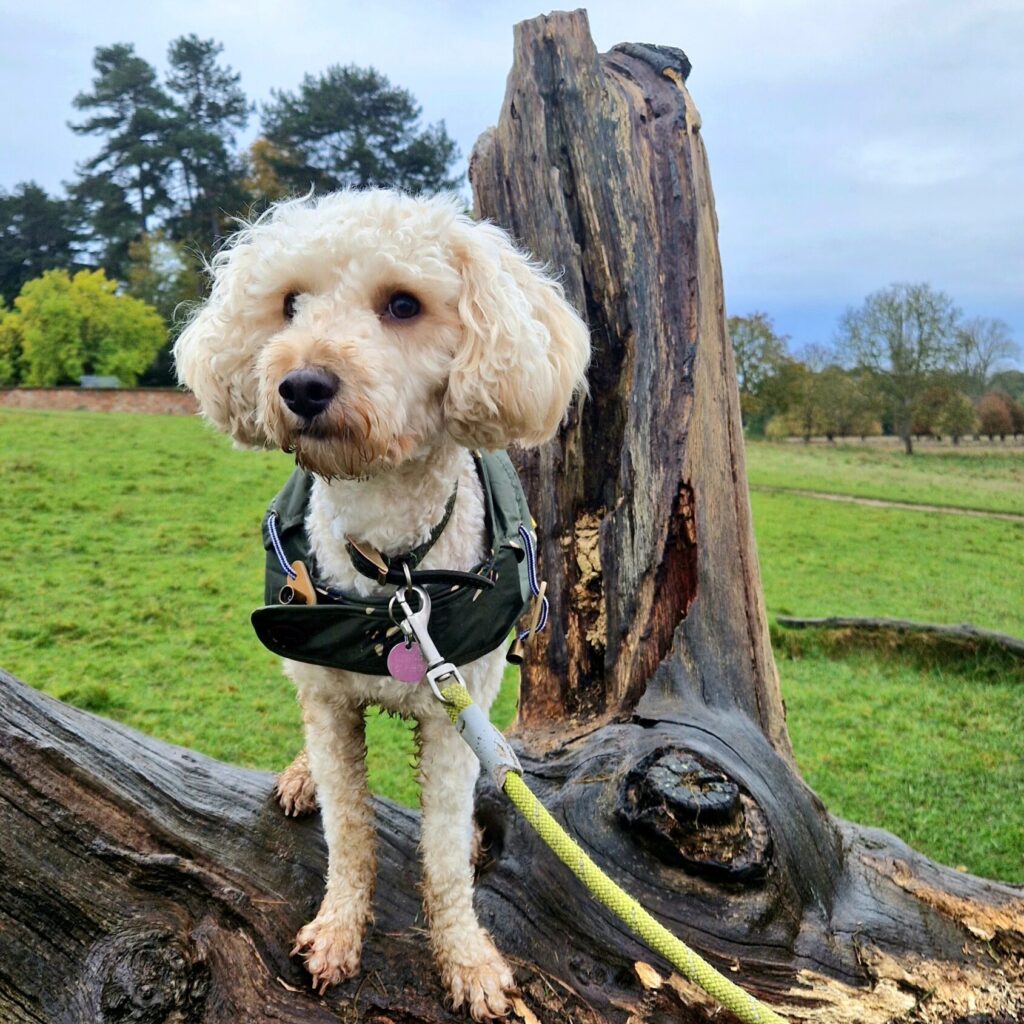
2;0;1021;354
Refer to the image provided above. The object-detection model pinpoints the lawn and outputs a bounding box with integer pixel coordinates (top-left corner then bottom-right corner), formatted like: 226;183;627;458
746;440;1024;516
0;408;516;805
1;411;1021;880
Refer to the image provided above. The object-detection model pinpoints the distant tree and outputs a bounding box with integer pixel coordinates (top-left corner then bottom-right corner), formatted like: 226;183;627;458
0;183;82;306
911;382;952;439
164;34;251;250
988;368;1024;404
125;231;202;385
952;316;1019;396
976;391;1013;441
837;282;959;455
70;43;179;274
817;366;880;440
1005;394;1024;439
261;64;461;195
936;390;976;445
2;268;165;386
727;311;788;433
242;138;292;209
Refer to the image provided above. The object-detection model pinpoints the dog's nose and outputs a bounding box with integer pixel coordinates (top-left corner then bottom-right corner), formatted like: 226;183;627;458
278;368;340;420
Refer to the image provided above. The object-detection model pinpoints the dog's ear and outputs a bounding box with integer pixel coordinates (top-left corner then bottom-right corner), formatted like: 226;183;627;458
173;248;268;448
445;220;590;450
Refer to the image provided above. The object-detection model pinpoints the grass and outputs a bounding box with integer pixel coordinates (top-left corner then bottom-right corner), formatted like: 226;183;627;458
1;411;1021;880
746;440;1024;516
0;408;515;807
745;442;1024;882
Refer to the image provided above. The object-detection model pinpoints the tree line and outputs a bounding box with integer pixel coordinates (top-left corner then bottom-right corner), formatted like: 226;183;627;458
0;36;460;386
731;283;1023;454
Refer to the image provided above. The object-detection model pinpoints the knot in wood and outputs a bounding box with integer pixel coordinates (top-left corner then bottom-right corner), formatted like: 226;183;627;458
81;929;209;1023
617;748;771;883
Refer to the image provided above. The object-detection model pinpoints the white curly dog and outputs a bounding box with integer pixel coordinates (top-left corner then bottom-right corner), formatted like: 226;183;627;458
174;189;589;1018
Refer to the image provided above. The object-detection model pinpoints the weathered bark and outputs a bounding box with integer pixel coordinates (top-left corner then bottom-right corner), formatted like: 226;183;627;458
2;10;1023;1024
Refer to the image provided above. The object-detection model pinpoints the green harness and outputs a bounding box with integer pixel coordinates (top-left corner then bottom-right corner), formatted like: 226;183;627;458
251;451;534;675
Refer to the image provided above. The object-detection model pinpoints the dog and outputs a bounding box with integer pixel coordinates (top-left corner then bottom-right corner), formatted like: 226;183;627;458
174;189;589;1018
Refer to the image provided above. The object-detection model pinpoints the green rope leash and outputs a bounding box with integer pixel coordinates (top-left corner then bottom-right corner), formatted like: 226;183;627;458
440;681;787;1024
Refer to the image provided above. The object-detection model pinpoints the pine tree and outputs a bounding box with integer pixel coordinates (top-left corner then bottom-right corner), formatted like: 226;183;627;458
70;43;178;276
164;35;251;251
261;65;461;195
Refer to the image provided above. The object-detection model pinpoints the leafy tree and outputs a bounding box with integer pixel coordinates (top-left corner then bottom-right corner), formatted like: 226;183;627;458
125;231;202;385
976;391;1013;440
727;311;788;433
2;269;164;386
817;366;880;440
0;183;82;306
243;138;292;207
261;64;461;195
70;43;179;274
989;369;1024;403
952;316;1019;397
936;390;976;445
164;35;251;250
836;282;959;454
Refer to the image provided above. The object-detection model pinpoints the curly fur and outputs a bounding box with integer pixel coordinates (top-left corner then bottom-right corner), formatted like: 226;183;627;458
174;188;589;1018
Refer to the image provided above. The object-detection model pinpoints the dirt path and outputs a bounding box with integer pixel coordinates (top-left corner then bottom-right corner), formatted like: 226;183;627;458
749;485;1024;523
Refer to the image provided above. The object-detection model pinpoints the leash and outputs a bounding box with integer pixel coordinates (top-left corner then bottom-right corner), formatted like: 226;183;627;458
390;583;787;1024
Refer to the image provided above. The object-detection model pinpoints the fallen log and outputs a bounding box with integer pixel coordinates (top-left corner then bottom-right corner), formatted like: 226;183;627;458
776;615;1024;659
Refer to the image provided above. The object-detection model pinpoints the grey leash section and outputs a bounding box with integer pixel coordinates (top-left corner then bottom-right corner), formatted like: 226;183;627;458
391;583;523;786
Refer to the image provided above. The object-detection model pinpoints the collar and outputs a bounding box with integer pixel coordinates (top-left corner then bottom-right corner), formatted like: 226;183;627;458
344;484;460;586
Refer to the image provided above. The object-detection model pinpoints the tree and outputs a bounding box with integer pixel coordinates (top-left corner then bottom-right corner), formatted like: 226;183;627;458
2;268;165;386
125;231;202;385
242;137;292;207
2;16;1023;1022
936;390;976;445
0;182;81;306
164;34;251;251
952;316;1019;397
837;282;959;454
977;390;1014;441
70;43;179;274
261;65;461;195
726;311;788;433
817;365;880;440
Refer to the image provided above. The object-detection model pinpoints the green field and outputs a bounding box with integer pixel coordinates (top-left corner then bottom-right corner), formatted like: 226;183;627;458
1;411;1021;881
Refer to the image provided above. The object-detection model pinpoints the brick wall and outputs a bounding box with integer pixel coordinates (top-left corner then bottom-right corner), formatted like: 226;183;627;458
0;388;198;415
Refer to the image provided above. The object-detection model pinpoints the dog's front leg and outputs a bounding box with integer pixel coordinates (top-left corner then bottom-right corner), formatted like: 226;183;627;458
291;688;375;993
417;711;513;1020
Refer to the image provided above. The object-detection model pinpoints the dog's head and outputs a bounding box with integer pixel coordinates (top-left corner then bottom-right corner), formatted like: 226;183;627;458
174;190;590;479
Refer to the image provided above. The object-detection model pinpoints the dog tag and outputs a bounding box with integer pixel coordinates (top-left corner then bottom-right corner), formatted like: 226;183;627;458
387;640;427;684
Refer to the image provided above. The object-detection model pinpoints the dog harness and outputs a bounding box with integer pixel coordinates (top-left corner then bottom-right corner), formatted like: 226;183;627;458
251;451;537;675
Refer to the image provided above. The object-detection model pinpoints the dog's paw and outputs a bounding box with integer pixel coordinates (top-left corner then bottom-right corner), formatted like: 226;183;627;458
275;751;318;817
291;914;362;993
441;937;515;1020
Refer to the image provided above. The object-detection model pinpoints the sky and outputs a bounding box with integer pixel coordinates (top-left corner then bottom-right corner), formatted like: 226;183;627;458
1;0;1022;355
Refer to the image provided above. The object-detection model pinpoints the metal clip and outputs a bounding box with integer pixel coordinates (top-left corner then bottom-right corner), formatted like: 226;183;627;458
388;584;465;702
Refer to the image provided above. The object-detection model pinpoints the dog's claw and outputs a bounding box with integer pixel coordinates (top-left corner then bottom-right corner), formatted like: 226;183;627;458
292;914;363;992
441;936;515;1020
276;751;318;817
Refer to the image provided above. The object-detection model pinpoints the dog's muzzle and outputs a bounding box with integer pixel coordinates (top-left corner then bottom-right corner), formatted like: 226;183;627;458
279;367;340;421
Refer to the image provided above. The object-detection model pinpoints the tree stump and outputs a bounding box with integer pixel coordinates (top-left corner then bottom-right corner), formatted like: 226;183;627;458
2;11;1022;1023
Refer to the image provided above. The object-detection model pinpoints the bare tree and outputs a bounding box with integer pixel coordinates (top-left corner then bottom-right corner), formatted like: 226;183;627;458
837;283;959;454
953;316;1020;396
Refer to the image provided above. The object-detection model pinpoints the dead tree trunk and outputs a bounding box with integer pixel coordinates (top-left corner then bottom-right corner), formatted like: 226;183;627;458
1;11;1022;1024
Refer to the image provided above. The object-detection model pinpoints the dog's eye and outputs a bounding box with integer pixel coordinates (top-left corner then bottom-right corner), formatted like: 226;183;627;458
386;292;421;320
283;291;299;321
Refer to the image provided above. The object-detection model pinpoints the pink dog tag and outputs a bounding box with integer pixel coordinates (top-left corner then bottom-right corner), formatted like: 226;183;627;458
387;640;427;684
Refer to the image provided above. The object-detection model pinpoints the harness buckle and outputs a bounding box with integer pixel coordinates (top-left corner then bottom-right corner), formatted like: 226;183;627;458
388;585;465;702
